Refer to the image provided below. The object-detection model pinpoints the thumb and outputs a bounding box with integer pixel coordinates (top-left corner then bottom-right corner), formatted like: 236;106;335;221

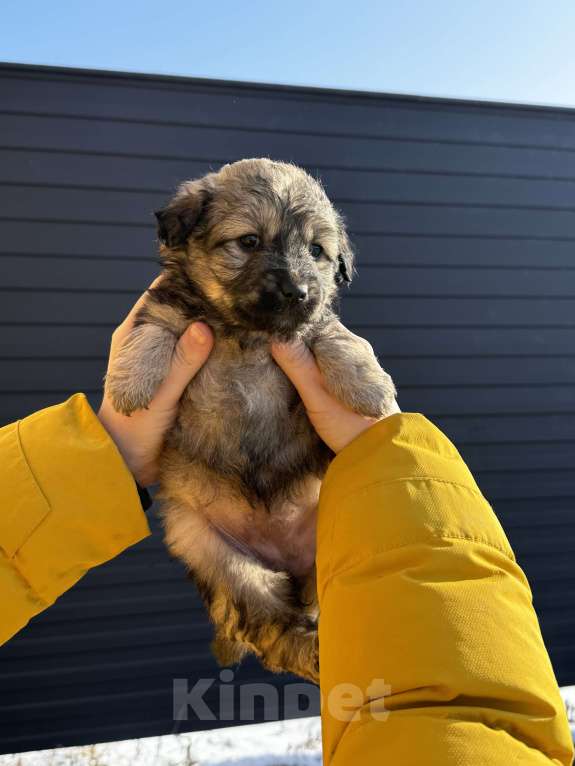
152;322;214;410
271;339;333;413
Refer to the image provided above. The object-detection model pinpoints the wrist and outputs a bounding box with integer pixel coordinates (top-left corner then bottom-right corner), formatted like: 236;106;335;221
96;407;151;487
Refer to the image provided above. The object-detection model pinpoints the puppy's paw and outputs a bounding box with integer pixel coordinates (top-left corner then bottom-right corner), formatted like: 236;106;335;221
104;323;177;415
261;621;320;684
315;336;397;418
290;623;319;684
299;627;320;685
104;372;156;416
211;635;249;667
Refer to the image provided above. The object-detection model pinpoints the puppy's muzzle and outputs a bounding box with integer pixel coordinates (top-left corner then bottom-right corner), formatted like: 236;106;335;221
275;271;308;303
241;269;317;330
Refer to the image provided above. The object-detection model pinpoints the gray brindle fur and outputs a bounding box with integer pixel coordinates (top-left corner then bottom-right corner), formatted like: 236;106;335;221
105;159;396;682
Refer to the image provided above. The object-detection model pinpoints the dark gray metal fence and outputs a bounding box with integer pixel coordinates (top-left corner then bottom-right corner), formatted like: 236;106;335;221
0;62;573;753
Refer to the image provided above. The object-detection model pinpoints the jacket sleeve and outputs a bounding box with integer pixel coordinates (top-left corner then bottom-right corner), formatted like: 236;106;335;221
0;393;151;645
316;413;573;766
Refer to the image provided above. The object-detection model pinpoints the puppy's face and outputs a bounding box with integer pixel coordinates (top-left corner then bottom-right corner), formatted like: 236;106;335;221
155;158;354;335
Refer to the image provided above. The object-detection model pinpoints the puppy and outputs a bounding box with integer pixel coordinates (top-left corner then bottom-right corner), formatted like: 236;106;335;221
105;158;396;683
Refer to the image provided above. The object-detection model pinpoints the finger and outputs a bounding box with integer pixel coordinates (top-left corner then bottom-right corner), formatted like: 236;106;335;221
151;322;214;410
109;275;163;358
270;339;334;413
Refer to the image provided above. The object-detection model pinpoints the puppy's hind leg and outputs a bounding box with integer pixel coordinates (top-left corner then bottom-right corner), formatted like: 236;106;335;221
211;634;249;667
162;499;319;682
197;564;319;684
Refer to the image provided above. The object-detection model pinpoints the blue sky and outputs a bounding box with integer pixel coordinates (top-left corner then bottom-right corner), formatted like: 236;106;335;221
2;0;575;107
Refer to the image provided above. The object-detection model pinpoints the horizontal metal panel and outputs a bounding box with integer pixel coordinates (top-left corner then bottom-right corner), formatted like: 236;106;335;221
5;152;575;209
479;470;575;500
461;442;575;472
401;385;575;416
0;219;154;257
2;643;217;689
515;553;575;587
340;296;575;326
0;620;206;662
0;150;212;193
3;113;575;178
1;255;158;291
344;202;575;239
491;501;575;530
437;413;575;444
3;68;575;149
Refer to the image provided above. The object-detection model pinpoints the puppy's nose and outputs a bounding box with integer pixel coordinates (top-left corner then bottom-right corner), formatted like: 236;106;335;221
278;274;308;302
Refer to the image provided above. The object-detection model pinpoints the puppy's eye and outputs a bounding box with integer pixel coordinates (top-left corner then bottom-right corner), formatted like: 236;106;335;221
239;234;260;250
310;244;323;259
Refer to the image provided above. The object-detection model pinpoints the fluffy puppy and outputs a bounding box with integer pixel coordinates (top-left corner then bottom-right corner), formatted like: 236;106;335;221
105;158;396;682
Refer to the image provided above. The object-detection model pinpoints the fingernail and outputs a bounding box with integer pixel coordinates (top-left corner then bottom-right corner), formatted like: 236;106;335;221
189;323;209;345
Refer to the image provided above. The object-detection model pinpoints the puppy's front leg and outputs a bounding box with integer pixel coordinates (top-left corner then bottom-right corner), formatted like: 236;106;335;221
310;319;397;418
105;323;178;415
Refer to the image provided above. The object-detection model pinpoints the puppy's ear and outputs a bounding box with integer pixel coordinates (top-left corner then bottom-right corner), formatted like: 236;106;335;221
335;217;355;285
155;179;213;248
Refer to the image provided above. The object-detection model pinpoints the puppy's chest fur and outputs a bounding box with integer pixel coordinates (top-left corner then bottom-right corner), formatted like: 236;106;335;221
166;333;331;506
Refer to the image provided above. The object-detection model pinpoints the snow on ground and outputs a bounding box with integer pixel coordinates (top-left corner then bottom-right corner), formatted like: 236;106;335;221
0;716;322;766
1;689;574;765
560;686;575;740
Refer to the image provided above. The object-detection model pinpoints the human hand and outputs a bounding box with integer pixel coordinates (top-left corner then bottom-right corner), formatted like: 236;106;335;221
97;278;214;486
271;338;400;454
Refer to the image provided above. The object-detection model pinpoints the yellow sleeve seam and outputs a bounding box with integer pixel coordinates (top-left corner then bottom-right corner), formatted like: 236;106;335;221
319;535;517;601
15;419;51;510
325;474;486;510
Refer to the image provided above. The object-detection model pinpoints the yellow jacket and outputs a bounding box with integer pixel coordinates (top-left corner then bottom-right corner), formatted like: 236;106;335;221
0;394;572;765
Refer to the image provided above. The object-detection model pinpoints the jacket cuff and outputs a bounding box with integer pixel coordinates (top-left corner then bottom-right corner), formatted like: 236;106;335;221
1;393;151;604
